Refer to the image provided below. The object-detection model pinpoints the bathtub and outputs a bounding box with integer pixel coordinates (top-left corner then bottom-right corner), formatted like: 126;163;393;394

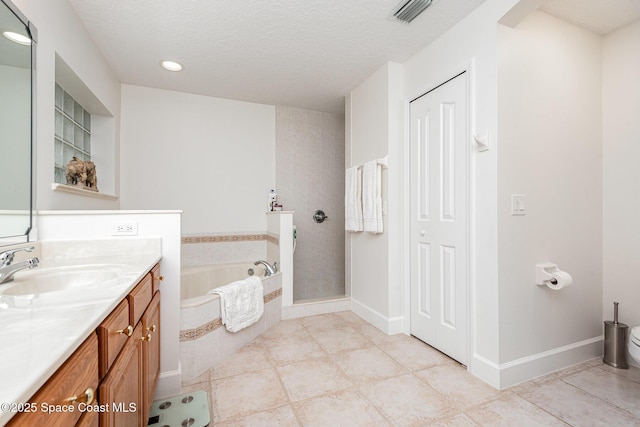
179;263;282;381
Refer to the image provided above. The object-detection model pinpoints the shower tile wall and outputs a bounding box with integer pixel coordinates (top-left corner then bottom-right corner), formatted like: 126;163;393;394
276;106;345;302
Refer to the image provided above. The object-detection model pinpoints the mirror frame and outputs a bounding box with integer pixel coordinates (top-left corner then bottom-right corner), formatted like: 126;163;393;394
0;0;37;246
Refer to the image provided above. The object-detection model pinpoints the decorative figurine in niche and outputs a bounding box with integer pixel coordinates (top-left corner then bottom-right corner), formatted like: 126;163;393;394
85;160;98;191
65;156;99;192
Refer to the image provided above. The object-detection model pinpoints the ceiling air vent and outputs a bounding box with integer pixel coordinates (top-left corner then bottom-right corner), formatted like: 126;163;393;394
391;0;433;23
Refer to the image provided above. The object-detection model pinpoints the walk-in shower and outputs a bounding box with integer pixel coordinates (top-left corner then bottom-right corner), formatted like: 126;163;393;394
275;106;345;303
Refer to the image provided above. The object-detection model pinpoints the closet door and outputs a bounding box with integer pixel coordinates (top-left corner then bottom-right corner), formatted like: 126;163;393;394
409;72;469;365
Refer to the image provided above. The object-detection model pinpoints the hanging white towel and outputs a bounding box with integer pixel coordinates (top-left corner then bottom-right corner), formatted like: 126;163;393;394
362;160;383;234
209;276;264;332
345;166;363;231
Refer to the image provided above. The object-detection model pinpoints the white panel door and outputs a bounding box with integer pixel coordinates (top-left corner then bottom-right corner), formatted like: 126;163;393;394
409;73;469;365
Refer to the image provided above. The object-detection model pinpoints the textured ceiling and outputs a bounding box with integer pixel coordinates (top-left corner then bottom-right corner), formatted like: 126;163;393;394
67;0;488;114
67;1;640;114
540;0;640;35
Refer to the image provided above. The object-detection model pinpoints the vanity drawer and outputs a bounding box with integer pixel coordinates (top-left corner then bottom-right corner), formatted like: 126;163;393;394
151;263;162;294
7;333;99;427
97;299;131;379
128;273;152;326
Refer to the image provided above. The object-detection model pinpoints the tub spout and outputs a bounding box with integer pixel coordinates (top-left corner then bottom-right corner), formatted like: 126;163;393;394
254;260;277;276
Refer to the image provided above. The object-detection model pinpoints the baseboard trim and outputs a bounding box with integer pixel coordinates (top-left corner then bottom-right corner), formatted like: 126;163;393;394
351;298;404;335
470;336;604;390
154;367;182;400
470;353;501;389
498;335;603;388
281;297;351;319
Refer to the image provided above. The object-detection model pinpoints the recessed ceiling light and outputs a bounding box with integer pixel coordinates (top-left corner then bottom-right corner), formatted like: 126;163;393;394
161;60;183;72
3;31;31;46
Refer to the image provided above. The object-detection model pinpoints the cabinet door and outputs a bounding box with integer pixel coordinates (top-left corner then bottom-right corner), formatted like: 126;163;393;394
97;299;131;379
6;334;99;427
99;323;143;427
76;411;99;427
142;292;161;418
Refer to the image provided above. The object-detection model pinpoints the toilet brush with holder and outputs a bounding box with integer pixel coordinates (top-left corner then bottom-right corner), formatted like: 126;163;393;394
603;302;629;369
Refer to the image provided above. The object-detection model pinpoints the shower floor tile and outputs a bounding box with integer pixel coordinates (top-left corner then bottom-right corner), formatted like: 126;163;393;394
183;311;640;426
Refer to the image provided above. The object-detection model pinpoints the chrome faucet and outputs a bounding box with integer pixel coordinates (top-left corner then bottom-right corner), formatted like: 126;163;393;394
0;247;40;284
254;260;278;276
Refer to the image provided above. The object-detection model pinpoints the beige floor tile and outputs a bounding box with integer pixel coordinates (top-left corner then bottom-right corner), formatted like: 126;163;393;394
466;394;567;426
301;313;349;332
181;380;211;395
360;374;458;425
379;337;452;371
312;326;373;354
212;368;289;422
599;363;640;384
563;367;640;416
264;334;328;365
181;368;211;388
212;341;273;379
415;364;502;409
215;405;300;427
277;358;353;401
261;318;308;340
555;357;603;378
335;310;368;326
295;388;391;427
430;413;480;427
356;324;410;346
332;347;407;383
519;378;639;426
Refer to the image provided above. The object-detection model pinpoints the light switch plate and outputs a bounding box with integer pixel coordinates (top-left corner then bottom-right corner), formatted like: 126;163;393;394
511;194;526;215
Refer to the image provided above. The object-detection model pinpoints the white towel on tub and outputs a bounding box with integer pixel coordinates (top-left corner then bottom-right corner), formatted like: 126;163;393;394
209;276;264;332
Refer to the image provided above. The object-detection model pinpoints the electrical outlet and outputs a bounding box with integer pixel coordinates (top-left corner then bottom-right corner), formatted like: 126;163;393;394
111;221;138;236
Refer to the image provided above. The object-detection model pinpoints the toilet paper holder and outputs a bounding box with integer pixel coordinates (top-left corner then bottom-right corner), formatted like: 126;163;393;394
536;263;564;286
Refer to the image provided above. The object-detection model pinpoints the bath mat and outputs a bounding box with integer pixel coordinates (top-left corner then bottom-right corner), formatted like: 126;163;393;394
148;391;210;427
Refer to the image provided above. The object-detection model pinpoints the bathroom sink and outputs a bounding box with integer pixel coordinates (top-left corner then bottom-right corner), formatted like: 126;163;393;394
0;264;128;297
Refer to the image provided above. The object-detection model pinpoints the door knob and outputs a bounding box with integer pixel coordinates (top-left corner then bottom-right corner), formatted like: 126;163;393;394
420;230;426;236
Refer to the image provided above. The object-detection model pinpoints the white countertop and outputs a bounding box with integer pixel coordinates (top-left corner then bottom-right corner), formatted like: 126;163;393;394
0;238;162;425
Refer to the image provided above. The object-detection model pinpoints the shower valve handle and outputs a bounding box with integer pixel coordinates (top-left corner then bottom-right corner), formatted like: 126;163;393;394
313;210;328;223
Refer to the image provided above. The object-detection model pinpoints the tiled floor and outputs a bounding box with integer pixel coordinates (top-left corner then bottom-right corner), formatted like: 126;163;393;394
181;311;640;426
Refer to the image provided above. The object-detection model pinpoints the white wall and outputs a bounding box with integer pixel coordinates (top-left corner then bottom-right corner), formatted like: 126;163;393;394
497;11;603;379
603;19;640;363
347;62;404;333
120;85;275;234
13;0;121;210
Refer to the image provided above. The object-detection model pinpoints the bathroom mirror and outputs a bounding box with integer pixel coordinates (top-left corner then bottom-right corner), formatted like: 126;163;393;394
0;0;35;246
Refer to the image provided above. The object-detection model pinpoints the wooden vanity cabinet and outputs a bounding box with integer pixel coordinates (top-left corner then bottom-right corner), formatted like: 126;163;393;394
6;263;162;427
142;292;161;418
99;323;144;427
6;333;99;427
76;411;99;427
98;265;161;427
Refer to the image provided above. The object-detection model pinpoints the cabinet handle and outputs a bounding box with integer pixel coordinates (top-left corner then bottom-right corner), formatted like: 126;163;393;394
157;275;164;281
146;324;157;333
141;333;152;342
64;387;95;405
116;325;133;337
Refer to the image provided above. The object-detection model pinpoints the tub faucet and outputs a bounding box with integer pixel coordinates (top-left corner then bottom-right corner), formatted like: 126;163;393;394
0;247;40;284
254;260;278;276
